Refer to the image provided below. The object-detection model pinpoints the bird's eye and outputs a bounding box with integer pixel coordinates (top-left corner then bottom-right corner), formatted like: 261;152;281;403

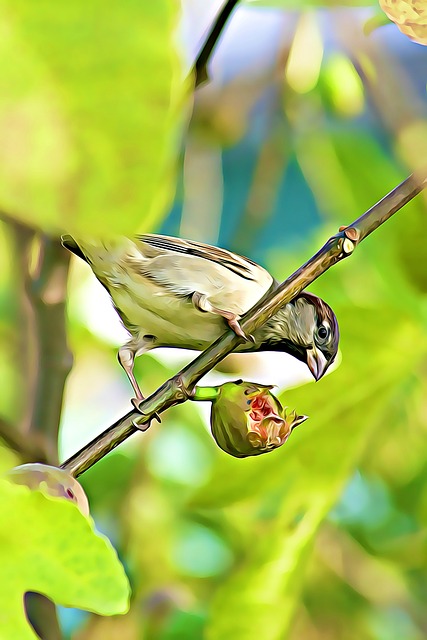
317;326;329;340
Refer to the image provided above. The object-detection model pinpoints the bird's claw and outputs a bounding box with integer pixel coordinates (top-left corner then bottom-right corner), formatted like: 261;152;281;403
228;318;254;343
237;328;255;343
236;327;255;343
131;397;161;424
131;411;162;430
131;396;144;411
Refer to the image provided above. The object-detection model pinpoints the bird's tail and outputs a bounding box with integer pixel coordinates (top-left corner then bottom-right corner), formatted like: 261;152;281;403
61;234;137;272
61;235;88;262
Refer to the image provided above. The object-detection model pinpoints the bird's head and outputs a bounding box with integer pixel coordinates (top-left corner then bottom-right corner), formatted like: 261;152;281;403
254;292;339;381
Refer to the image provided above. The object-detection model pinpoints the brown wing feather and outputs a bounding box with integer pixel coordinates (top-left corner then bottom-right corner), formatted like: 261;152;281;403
137;234;260;282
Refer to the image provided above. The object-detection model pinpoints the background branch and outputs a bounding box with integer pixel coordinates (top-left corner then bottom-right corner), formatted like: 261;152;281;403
193;0;241;87
24;592;62;640
2;215;36;432
0;216;73;465
61;169;427;479
27;236;73;464
0;416;49;463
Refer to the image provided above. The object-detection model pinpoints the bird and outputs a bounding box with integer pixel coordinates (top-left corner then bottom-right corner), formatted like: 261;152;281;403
61;233;339;401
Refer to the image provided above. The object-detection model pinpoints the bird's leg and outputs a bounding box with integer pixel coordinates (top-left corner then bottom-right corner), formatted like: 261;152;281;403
192;292;254;342
118;346;144;402
118;343;161;421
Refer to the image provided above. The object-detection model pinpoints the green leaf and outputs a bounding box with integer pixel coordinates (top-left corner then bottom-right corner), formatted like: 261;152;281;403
0;0;186;235
191;309;409;511
205;389;391;640
0;479;130;639
295;129;427;294
203;301;427;639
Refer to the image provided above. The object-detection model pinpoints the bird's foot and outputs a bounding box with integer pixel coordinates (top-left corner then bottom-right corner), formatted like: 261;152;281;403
131;395;144;411
227;317;254;343
192;292;254;341
131;395;161;423
131;399;162;428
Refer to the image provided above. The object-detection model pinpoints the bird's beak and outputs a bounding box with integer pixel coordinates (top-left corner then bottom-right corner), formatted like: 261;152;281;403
306;347;328;381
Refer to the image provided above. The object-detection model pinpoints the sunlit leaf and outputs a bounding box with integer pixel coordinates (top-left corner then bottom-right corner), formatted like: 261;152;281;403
294;129;427;295
205;302;427;639
190;297;422;507
0;479;130;639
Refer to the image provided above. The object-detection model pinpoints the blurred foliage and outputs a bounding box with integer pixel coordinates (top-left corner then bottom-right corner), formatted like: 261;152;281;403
1;1;427;639
0;0;185;236
0;479;130;638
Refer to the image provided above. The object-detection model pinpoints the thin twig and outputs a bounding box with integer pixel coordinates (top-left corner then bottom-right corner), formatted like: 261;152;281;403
61;169;427;478
193;0;241;87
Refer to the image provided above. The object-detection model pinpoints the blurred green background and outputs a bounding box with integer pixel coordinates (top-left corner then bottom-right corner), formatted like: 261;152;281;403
1;0;427;638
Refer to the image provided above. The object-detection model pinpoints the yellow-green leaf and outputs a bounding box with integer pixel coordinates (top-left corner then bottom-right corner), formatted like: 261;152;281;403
0;479;130;639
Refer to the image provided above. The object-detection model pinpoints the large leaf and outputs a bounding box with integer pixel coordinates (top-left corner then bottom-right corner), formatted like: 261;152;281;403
0;479;130;639
0;0;185;235
202;297;427;639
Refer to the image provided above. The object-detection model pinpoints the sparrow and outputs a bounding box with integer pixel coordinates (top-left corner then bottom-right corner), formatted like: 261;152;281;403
62;234;339;400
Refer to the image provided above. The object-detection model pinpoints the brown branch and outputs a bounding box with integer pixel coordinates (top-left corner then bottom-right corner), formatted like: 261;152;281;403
1;215;36;431
0;218;73;463
0;416;50;463
61;169;427;478
28;236;73;464
25;592;62;640
193;0;241;87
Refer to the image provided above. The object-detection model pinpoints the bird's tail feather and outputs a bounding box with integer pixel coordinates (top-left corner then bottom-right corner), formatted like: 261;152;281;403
61;235;135;270
61;235;88;262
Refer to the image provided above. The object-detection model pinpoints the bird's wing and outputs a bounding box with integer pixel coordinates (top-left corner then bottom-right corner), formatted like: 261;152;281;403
131;234;274;315
61;233;274;317
136;234;263;281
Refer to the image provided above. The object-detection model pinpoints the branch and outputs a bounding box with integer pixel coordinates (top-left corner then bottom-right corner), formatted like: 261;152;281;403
193;0;241;87
0;216;73;464
3;216;36;429
1;219;81;464
61;169;427;478
28;236;73;463
25;592;62;640
0;416;50;463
